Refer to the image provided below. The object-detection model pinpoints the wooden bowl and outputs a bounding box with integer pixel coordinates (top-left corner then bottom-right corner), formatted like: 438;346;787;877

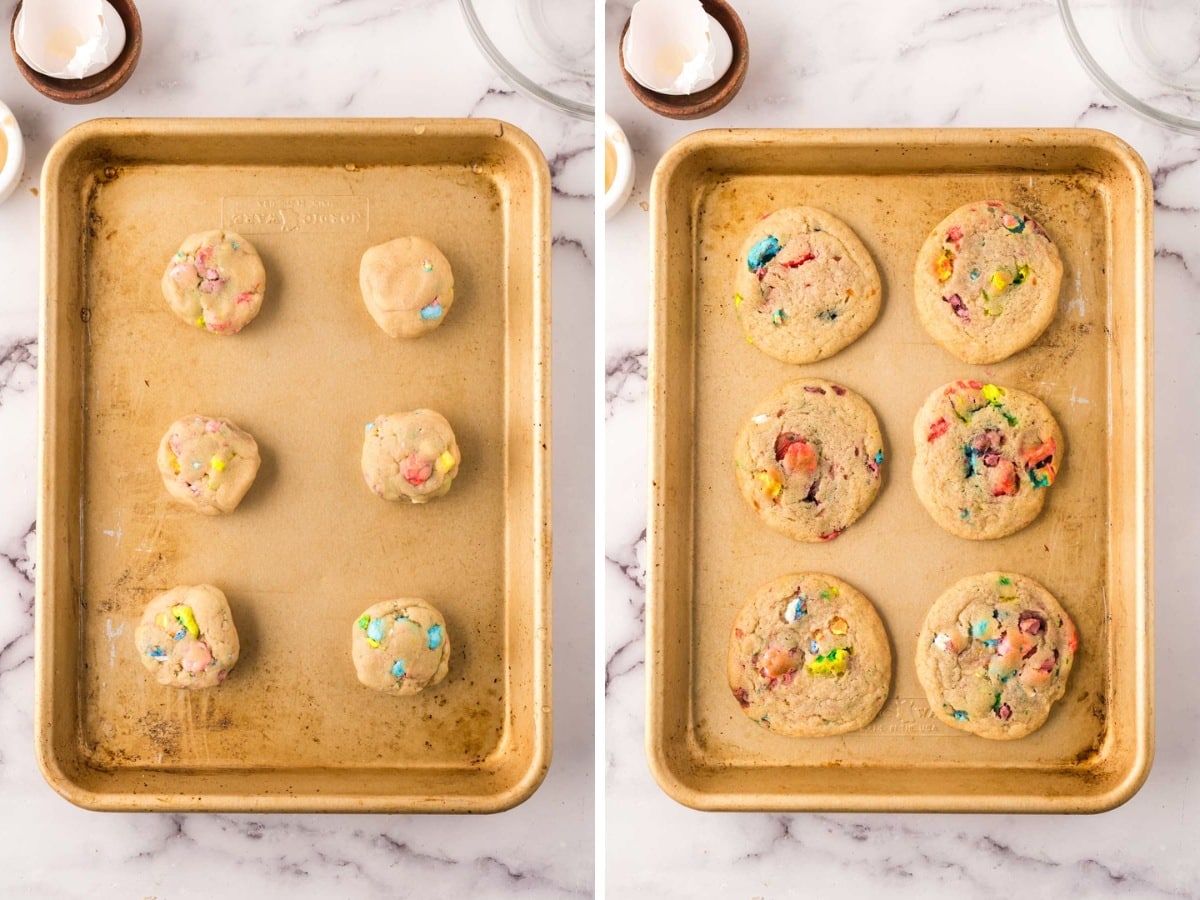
9;0;142;105
618;0;748;121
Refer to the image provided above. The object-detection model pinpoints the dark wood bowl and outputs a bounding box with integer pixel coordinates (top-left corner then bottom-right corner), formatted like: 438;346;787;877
9;0;142;105
618;0;748;120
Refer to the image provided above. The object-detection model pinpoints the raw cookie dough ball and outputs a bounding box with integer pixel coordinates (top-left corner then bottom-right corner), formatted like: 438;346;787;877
734;206;882;364
134;584;240;689
916;572;1078;739
359;237;455;338
162;230;266;335
362;409;461;503
727;573;891;737
914;200;1062;364
733;378;885;542
913;379;1063;540
157;414;261;516
352;598;450;695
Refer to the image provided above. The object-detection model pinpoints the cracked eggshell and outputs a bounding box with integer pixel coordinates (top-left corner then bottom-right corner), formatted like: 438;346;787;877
14;0;126;80
622;0;732;96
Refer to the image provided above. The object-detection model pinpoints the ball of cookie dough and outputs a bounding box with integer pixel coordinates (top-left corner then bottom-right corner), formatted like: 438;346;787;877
916;572;1078;740
914;200;1062;364
134;584;240;689
912;380;1063;540
362;409;461;503
727;573;892;737
162;230;266;335
734;206;882;364
157;414;261;515
352;598;450;695
733;378;885;542
359;237;455;338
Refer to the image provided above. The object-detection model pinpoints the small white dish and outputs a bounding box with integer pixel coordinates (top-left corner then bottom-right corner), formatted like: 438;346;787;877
0;101;27;206
604;115;635;220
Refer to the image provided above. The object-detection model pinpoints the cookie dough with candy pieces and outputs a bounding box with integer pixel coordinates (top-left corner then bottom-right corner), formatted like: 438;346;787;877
134;585;240;689
157;414;261;515
359;236;455;338
361;409;461;503
352;598;450;695
161;230;266;335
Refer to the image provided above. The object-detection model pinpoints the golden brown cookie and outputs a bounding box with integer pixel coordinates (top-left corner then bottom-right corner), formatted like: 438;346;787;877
734;206;881;363
914;200;1062;364
912;380;1063;540
733;378;884;542
916;572;1078;739
728;574;891;737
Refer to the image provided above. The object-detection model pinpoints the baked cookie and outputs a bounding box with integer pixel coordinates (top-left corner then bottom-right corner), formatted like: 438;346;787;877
916;572;1078;740
162;230;266;334
734;206;881;364
352;598;450;695
733;378;884;542
727;574;891;737
914;200;1062;364
362;409;461;503
359;237;455;338
913;380;1063;540
157;414;261;515
134;584;240;689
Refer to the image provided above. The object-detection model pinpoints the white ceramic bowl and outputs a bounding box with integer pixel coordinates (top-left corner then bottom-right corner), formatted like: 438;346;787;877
0;101;26;205
604;115;634;220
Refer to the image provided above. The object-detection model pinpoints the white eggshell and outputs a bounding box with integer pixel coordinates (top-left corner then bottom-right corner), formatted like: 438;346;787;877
623;0;733;96
14;0;125;80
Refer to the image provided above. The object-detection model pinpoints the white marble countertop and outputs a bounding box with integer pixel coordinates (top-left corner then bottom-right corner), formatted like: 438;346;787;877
604;0;1199;896
0;1;593;896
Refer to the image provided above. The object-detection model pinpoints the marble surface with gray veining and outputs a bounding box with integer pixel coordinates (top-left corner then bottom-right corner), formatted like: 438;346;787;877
605;0;1199;896
0;1;594;896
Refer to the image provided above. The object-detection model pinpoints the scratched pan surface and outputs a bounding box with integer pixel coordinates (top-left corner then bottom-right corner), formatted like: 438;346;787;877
36;119;550;812
647;129;1153;812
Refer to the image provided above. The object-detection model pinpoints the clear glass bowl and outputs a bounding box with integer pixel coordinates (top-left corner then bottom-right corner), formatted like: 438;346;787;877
459;0;594;119
1059;0;1200;132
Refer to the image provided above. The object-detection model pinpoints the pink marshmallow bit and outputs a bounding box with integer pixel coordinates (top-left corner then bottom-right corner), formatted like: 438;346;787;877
181;640;213;673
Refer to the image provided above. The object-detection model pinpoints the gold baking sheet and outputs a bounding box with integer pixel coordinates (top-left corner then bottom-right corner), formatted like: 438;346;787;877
647;128;1152;813
37;118;551;812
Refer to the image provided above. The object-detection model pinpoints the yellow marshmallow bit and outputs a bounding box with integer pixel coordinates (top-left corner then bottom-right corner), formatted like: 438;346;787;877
990;270;1012;292
210;456;226;472
981;383;1005;404
194;316;205;328
169;604;199;638
435;451;456;474
755;471;782;499
734;293;744;309
168;452;180;474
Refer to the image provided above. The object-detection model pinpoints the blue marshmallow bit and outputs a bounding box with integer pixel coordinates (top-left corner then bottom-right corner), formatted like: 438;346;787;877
148;646;167;659
747;235;781;271
427;624;444;650
391;659;406;678
367;618;386;644
419;301;443;320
